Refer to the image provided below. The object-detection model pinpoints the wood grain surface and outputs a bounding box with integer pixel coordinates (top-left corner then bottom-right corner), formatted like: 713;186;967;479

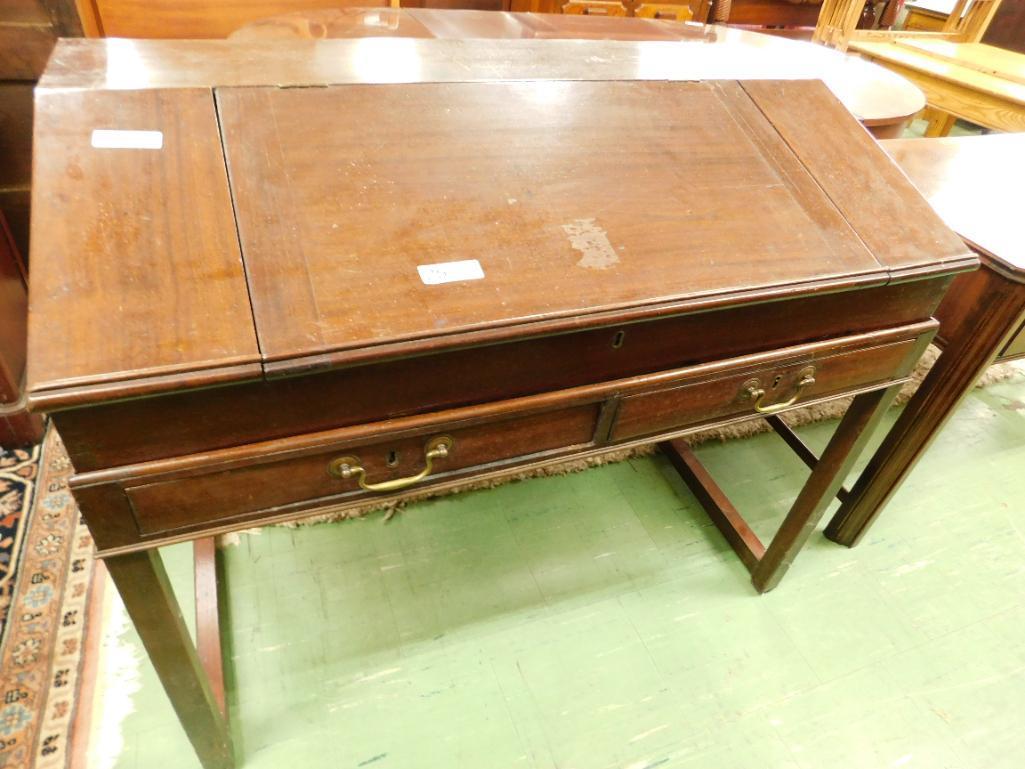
218;79;896;367
28;88;261;395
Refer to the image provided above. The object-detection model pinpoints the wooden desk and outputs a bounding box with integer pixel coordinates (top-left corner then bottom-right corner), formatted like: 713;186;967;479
850;38;1025;132
231;9;927;137
827;133;1025;545
28;38;973;769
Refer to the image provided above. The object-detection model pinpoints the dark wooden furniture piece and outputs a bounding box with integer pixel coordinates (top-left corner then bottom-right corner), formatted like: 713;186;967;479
74;0;512;37
561;0;695;18
230;9;927;138
1;213;43;446
826;133;1025;546
28;37;973;769
984;0;1025;52
0;0;83;260
0;2;81;448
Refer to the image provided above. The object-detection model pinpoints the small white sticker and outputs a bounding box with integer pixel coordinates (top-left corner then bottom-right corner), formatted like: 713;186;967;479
90;129;164;150
417;259;485;285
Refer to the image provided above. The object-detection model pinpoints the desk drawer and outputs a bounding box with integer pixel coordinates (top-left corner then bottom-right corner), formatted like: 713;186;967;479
73;324;932;551
124;402;601;536
610;337;917;442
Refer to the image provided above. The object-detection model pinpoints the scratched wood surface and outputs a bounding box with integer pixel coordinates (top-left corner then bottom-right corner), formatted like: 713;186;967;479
218;79;898;366
27;88;261;396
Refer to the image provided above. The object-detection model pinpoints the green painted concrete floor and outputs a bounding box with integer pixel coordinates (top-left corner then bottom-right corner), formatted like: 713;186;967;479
94;373;1025;769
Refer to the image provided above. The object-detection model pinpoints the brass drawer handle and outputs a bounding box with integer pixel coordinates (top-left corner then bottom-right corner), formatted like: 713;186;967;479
742;366;816;415
328;436;453;493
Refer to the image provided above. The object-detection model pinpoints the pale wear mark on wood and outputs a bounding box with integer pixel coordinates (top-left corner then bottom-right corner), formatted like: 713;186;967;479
562;218;620;270
91;587;143;769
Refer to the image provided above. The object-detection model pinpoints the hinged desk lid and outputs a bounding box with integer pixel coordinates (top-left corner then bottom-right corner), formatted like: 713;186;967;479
216;78;966;374
27;38;975;402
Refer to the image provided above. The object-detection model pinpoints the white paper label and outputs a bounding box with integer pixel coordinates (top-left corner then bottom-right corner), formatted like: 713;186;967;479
417;259;485;285
90;129;164;150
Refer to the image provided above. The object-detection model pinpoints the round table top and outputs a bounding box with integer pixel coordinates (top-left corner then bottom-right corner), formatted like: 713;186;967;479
230;8;925;126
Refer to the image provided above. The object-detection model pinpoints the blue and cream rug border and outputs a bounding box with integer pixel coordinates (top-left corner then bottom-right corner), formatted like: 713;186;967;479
0;429;95;769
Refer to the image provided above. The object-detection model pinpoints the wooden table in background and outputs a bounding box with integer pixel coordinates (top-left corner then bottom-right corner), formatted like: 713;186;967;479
232;9;927;137
827;132;1025;546
850;38;1025;133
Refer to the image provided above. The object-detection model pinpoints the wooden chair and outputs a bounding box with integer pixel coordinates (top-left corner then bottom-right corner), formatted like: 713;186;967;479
814;0;1003;135
812;0;869;49
815;0;1002;51
562;0;629;14
635;2;695;19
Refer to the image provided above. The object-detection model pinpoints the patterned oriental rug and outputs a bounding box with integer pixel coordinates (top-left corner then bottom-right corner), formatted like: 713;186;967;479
0;430;95;769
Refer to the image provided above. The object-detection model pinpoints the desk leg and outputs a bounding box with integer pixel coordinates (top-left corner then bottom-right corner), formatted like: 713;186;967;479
195;538;227;715
751;384;902;593
827;270;1025;547
105;549;234;769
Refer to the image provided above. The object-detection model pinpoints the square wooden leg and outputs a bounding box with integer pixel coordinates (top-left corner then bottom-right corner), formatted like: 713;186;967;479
195;538;227;715
104;548;234;769
661;383;903;593
826;272;1025;547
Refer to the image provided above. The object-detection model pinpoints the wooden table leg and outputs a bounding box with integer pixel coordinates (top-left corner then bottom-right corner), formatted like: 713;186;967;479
194;538;226;715
0;394;45;447
827;270;1025;547
662;439;766;572
662;382;906;593
923;108;957;138
105;549;234;769
751;383;903;592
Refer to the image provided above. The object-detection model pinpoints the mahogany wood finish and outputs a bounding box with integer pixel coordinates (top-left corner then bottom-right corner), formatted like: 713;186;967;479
609;336;920;441
49;279;949;471
984;0;1025;53
663;380;906;590
105;549;233;769
0;213;43;446
753;382;905;592
827;134;1025;546
28;40;974;769
715;0;821;26
215;80;910;367
0;0;82;258
29;88;261;393
194;538;226;715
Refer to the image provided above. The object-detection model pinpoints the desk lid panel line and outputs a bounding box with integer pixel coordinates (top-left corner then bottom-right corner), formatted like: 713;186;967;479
26;86;262;398
215;78;898;371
